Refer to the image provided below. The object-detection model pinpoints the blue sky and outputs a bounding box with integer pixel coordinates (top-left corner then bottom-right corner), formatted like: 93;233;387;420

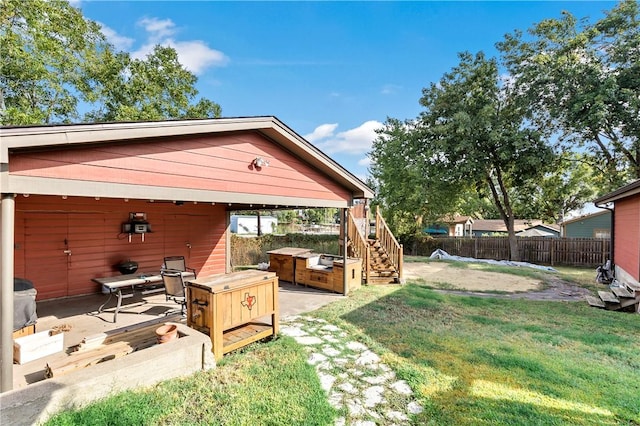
77;1;615;182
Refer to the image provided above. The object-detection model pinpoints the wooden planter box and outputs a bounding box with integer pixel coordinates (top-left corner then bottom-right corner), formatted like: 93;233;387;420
294;253;362;294
267;247;313;283
186;270;279;361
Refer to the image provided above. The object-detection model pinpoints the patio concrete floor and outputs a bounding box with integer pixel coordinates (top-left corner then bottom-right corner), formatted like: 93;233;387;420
12;281;344;390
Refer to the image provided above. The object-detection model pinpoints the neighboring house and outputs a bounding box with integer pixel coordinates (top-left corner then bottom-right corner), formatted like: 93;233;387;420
593;180;640;287
446;216;474;236
560;210;611;238
230;215;277;235
470;219;546;237
516;223;560;238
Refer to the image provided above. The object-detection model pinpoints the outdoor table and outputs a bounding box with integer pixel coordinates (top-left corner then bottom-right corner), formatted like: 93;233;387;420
92;271;195;322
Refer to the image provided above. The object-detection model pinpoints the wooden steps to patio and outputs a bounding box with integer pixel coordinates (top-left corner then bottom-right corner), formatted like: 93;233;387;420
367;239;400;284
586;281;640;313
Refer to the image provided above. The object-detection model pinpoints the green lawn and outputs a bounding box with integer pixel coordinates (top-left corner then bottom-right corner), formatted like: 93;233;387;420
46;263;639;425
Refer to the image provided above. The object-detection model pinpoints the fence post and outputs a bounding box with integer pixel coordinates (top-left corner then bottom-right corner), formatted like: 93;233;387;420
550;240;555;266
474;237;478;258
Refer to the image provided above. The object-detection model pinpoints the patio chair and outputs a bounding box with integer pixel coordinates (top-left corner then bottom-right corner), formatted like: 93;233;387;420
161;269;187;316
163;256;196;278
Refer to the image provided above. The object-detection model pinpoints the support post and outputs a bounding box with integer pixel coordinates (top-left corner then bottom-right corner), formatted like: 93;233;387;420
342;208;348;296
1;193;15;392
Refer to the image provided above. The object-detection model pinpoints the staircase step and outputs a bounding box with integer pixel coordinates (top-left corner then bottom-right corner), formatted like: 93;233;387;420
586;295;606;308
598;291;620;304
612;286;635;299
626;281;640;295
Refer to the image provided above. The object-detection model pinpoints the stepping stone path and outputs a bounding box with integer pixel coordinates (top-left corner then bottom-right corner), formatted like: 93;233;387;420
281;316;423;425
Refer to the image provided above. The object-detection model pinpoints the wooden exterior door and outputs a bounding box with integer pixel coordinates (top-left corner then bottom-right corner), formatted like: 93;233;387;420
23;213;70;300
23;212;105;299
163;214;213;272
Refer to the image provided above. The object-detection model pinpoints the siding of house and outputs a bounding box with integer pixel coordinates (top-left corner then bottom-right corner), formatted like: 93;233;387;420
564;212;611;238
9;132;351;203
14;196;227;300
613;197;640;282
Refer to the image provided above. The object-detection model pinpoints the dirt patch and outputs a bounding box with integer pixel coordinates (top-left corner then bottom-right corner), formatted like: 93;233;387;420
402;262;591;301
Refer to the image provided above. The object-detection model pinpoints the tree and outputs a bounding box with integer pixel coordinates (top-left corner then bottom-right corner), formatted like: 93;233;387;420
83;46;221;122
0;0;221;125
369;118;466;238
417;52;554;260
0;0;107;124
511;153;597;223
498;0;640;192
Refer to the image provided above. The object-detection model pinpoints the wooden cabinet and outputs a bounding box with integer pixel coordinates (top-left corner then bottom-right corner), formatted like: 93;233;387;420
186;270;278;361
267;247;312;283
294;254;362;294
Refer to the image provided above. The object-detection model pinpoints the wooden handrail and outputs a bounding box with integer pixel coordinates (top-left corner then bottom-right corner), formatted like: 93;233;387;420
346;209;370;283
375;206;403;281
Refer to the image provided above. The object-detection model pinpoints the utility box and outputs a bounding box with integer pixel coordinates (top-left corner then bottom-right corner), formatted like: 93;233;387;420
186;270;279;361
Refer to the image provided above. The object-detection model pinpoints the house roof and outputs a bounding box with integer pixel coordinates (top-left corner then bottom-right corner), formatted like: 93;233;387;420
472;219;543;233
0;117;374;204
516;228;556;237
593;179;640;205
560;209;610;226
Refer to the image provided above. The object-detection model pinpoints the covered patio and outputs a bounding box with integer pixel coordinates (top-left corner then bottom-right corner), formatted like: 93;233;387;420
12;281;344;390
1;116;373;393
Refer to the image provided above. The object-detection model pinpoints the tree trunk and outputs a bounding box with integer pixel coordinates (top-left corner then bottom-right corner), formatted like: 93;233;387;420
505;216;520;261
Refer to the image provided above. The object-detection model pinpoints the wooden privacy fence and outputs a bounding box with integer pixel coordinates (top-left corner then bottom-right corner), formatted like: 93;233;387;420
433;237;610;267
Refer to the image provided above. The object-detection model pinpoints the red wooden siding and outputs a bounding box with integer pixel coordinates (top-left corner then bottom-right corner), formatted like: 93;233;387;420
9;132;351;202
614;196;640;281
14;196;227;300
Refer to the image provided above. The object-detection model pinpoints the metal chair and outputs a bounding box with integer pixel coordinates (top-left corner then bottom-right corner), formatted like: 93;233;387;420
163;256;196;278
161;269;187;316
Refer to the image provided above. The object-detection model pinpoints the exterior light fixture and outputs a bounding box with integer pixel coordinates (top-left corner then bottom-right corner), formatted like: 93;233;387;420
253;156;269;168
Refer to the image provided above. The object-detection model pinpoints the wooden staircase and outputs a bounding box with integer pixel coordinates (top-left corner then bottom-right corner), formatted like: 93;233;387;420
586;280;640;313
347;206;403;285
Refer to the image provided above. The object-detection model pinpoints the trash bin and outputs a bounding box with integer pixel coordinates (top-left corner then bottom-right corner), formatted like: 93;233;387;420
14;278;37;334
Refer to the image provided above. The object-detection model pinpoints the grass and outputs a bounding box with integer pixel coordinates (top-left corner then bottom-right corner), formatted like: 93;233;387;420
314;281;640;425
46;261;639;425
45;337;335;426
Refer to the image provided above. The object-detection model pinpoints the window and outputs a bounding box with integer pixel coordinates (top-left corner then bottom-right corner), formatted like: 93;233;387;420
593;229;611;239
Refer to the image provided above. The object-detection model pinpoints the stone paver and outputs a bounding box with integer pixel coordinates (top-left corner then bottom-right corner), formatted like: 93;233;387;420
281;315;423;425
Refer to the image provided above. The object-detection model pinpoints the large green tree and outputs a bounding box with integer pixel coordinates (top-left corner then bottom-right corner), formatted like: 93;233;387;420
370;118;471;237
0;0;220;125
372;52;554;260
0;0;106;124
421;52;555;260
498;0;640;192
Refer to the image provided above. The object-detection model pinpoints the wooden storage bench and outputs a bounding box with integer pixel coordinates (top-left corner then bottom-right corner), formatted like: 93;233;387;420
267;247;313;283
294;253;362;294
186;270;279;361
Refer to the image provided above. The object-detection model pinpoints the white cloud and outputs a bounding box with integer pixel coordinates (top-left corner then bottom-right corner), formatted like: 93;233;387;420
99;22;135;51
358;157;371;167
381;84;402;95
99;16;228;76
304;123;338;143
312;120;383;155
138;17;177;41
132;39;229;75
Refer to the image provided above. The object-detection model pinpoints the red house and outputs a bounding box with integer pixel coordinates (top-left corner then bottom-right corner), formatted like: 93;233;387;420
594;180;640;288
0;117;373;390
